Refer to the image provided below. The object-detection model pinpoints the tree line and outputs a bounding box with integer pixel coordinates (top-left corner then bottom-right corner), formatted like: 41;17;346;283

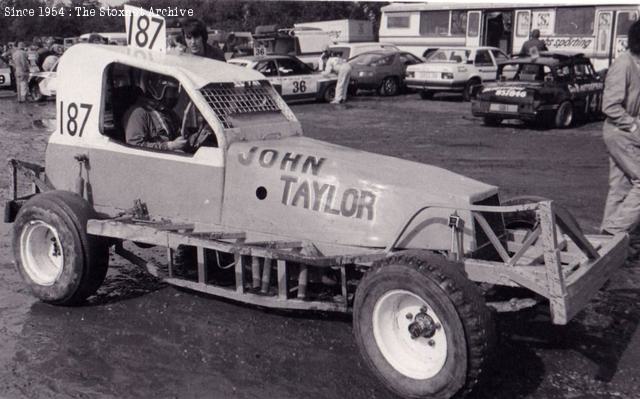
0;0;387;44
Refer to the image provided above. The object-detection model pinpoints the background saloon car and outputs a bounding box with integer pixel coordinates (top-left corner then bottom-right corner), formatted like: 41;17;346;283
348;50;423;96
471;53;604;128
228;55;338;102
405;46;508;101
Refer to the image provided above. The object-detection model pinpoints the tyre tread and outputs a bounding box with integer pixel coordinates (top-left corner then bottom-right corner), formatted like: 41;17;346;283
359;251;494;398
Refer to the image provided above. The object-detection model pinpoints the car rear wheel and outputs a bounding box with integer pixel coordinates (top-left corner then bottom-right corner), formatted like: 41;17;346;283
554;101;573;128
483;116;502;127
379;77;399;96
354;251;494;399
420;90;434;100
13;191;109;305
322;83;336;103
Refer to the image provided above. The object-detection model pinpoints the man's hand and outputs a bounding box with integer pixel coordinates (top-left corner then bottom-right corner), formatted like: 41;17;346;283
167;137;188;151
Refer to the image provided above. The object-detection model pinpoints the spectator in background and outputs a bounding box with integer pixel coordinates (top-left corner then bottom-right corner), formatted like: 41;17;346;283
600;19;640;237
223;33;238;58
42;44;62;72
36;37;55;70
323;55;352;104
12;42;30;102
180;17;225;62
519;29;548;56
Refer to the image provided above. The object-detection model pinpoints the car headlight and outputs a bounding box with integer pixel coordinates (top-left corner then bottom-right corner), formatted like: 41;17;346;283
441;72;454;79
358;71;374;77
406;71;415;78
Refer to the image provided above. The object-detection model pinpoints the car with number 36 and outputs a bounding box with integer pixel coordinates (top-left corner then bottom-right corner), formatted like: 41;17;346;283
228;54;339;103
471;52;604;128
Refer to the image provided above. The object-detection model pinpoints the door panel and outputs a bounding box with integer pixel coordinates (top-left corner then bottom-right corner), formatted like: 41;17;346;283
88;143;225;224
466;11;482;47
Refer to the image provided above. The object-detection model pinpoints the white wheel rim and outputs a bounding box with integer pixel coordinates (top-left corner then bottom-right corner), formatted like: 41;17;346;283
20;220;64;286
372;289;448;379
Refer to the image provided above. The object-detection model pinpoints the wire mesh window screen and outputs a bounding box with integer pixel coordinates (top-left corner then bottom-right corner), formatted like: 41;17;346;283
200;81;281;129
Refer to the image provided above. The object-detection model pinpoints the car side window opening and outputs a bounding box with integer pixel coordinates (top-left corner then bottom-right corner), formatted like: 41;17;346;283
474;50;493;66
574;62;593;78
276;58;308;76
513;63;551;82
400;53;418;65
256;60;278;77
491;49;508;62
101;63;217;152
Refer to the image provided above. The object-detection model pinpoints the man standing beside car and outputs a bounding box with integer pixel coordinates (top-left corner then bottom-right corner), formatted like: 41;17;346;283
520;29;548;56
12;42;30;103
323;55;352;104
600;20;640;237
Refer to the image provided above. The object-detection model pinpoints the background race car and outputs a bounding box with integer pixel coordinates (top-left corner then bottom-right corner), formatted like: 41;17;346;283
0;59;12;89
229;55;338;102
471;52;604;128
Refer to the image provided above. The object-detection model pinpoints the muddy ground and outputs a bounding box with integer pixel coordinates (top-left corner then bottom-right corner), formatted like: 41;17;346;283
0;90;639;399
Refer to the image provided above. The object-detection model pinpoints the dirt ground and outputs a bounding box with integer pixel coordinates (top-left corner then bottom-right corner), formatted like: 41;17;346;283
0;90;639;399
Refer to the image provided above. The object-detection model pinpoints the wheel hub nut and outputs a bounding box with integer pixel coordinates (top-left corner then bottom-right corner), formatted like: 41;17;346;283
408;310;437;339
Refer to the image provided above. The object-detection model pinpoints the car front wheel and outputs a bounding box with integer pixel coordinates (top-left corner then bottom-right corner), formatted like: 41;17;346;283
353;251;494;399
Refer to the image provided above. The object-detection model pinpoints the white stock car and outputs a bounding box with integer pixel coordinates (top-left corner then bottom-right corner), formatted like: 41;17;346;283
405;46;508;101
4;42;629;399
228;54;338;103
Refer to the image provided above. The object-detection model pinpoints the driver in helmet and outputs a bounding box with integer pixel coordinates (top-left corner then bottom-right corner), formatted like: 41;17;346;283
123;72;188;151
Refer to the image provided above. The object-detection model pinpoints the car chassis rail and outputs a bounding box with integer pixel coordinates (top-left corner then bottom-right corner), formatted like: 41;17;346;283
6;159;629;323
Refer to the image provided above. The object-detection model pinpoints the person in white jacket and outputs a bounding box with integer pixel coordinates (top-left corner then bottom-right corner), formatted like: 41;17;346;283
323;56;352;104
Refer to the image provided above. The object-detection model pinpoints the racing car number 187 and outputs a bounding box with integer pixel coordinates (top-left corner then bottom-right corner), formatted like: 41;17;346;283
59;101;93;137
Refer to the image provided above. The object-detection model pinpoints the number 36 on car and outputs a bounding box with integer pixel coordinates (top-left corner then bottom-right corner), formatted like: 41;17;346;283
229;55;339;103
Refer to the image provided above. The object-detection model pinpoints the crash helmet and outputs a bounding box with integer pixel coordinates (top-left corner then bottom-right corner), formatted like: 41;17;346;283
141;71;180;106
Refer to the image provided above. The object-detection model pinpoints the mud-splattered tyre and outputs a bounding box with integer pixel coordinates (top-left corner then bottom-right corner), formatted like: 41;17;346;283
12;191;109;305
353;251;494;399
554;101;573;128
322;83;336;103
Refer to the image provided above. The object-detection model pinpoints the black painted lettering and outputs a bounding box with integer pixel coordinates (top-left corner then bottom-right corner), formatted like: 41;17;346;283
340;189;359;217
259;149;278;168
280;152;303;172
323;185;341;215
356;190;376;221
280;175;298;204
301;156;326;176
239;146;258;166
312;181;330;211
291;180;310;209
